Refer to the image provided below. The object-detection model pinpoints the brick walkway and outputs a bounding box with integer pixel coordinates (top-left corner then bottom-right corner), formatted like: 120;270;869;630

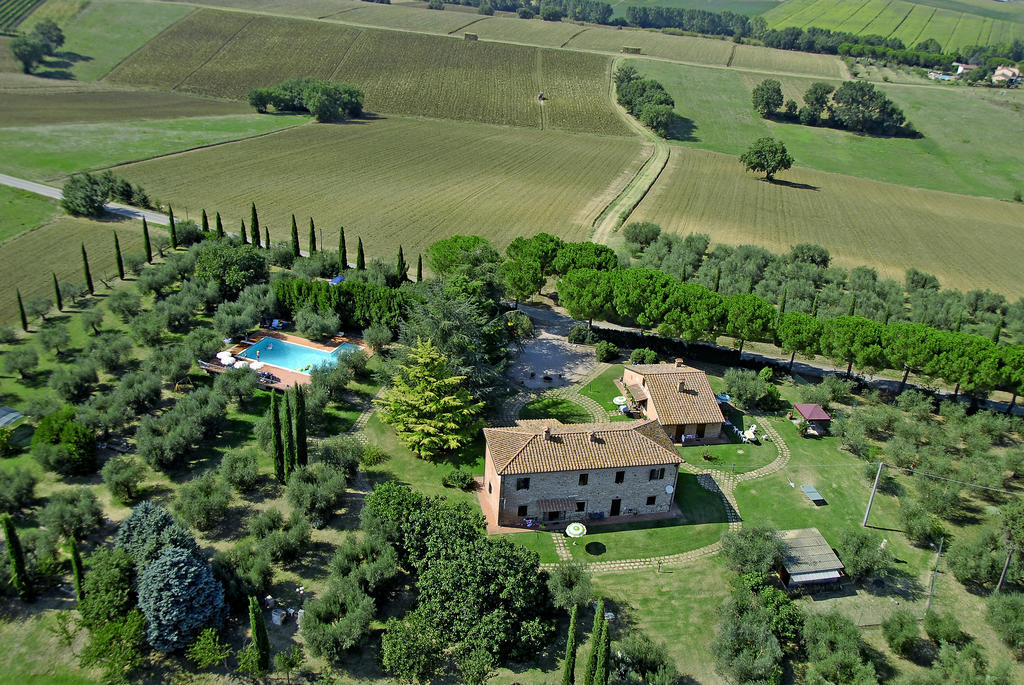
491;363;612;427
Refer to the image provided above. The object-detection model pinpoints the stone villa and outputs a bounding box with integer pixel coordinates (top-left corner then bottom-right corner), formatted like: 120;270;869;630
622;361;726;443
482;419;683;526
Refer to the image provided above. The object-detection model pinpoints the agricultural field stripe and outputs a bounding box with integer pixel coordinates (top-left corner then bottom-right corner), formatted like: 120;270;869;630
172;15;257;91
907;7;937;49
326;30;365;83
560;28;589;49
887;4;915;36
855;0;891;36
447;17;489;35
100;8;200;82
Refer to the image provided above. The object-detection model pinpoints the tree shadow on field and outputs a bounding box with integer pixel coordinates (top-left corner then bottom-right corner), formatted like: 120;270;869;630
54;50;92;64
35;67;74;80
666;113;698;142
765;178;819;191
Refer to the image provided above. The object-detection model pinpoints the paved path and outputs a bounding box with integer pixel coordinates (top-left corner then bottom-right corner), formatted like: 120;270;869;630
0;173;172;226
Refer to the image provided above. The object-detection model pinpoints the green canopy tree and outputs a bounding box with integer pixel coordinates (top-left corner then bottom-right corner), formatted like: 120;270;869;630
658;283;727;342
502;258;544;307
82;244;94;294
16;289;27;331
557;269;612;327
751;79;783;117
739;137;793;182
294;385;307;467
776;311;821;370
375;339;484;461
725;293;775;355
562;604;579;685
395;245;408;282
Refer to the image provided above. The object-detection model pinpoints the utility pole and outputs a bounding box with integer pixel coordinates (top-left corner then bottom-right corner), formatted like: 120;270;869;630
926;536;944;613
996;543;1015;593
862;461;884;527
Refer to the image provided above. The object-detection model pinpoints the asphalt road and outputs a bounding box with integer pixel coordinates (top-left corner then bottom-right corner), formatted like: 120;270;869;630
0;172;170;226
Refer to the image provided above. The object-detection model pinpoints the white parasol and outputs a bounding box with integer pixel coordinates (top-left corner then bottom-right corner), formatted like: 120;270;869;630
250;361;265;370
219;355;235;365
565;522;587;538
233;360;250;369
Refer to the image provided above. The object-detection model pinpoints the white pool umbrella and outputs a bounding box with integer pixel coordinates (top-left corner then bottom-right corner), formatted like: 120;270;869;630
217;351;233;360
250;361;265;370
233;360;250;369
219;356;235;365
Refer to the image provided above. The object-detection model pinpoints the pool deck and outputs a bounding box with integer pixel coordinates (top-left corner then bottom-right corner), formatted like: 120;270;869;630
204;329;368;390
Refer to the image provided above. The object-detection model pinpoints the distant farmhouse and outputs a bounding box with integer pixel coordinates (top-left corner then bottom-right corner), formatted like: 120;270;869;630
482;419;683;526
621;361;726;444
992;64;1021;84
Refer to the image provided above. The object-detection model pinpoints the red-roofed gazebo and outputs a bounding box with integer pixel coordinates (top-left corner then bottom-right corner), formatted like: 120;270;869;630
794;404;830;422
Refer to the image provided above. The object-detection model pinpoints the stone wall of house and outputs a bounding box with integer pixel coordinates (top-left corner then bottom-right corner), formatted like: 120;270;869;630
482;447;501;522
493;463;680;525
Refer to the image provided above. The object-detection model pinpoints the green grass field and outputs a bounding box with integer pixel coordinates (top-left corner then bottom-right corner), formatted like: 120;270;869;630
19;0;194;81
0;89;250;127
628;145;1024;295
520;397;594;423
627;58;1024;202
0;186;58;245
106;8;630;135
609;0;781;18
0;113;306;181
111;117;648;262
764;0;1021;50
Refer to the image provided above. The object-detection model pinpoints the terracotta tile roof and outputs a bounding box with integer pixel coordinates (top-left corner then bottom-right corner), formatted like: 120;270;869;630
624;364;725;426
484;419;682;476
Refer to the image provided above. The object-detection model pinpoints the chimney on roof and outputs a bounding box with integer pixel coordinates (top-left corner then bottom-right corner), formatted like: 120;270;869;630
674;358;684;368
543;426;551;440
677;379;686;393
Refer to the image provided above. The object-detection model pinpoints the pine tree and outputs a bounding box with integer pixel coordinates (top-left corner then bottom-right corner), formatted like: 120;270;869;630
339;227;347;271
168;206;177;249
416;254;422;282
240;219;247;244
114;231;125;279
52;273;62;312
295;385;307;467
283;392;296;479
16;289;27;331
215;212;224;238
248;595;271;671
593;619;610;685
582;599;604;685
264;227;269;250
562;604;579;685
69;536;84;603
395;245;408;282
250;203;260;247
82;243;94;294
356;237;365;270
308;218;316;254
290;215;300;258
272;392;285;484
2;513;32;602
201;209;209;233
142;217;152;263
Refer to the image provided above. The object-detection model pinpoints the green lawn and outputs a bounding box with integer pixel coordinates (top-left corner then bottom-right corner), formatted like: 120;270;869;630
568;473;729;562
627;57;1024;201
0;185;58;245
578;363;625;412
520;396;593;423
497;531;560;564
0;115;307;182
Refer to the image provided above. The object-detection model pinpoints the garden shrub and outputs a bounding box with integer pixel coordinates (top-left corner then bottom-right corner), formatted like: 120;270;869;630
882;609;920;657
301;574;376;662
441;468;475;490
567;324;598;344
629;347;657;364
719;525;784;577
80;547;136;628
116;501;200;570
923;610;964;646
102;456;148;505
39;487;104;540
836;528;891;581
211;539;272;607
220;448;260;492
138;546;225;652
360;444;389;467
316;436;362;477
286;464;348;528
723;368;767;410
899;501;944;548
247;508;284;539
0;467;37;513
48;361;99;402
986;592;1024;657
595;340;619;362
264;513;311;563
173;472;231;532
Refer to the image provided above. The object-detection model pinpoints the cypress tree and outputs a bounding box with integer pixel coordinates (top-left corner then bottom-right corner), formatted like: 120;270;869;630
168;206;177;249
114;231;124;280
593;620;610;685
2;513;32;602
283;392;296;479
52;273;62;312
250;203;260;247
82;243;94;294
583;599;604;685
356;237;365;270
215;211;224;238
993;315;1004;344
240;218;247;244
272;392;285;484
954;313;963;333
778;287;787;315
848;294;857;316
712;266;721;293
308;218;316;254
339;227;347;270
264;226;269;250
562;604;579;685
201;209;209;234
248;595;271;671
395;246;408;282
295;385;307;467
416;254;422;282
883;304;892;325
69;536;84;603
16;289;27;331
290;215;300;257
142;217;152;263
810;293;819;318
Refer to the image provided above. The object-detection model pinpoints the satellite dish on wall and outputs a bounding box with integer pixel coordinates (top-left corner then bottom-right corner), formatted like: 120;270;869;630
665;485;674;494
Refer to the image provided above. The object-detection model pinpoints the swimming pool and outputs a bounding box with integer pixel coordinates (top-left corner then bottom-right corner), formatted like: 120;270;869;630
237;337;362;373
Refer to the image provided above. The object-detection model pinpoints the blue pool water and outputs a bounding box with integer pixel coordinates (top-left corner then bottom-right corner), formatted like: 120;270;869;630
237;337;362;373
